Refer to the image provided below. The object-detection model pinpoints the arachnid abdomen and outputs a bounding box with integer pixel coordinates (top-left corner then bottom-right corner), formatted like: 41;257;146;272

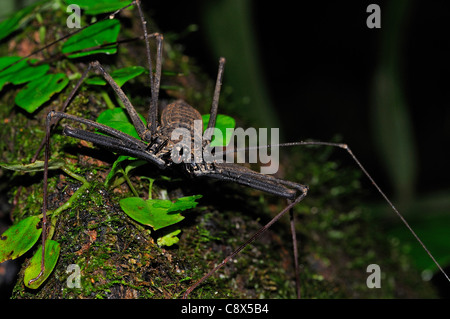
159;99;203;143
161;100;202;131
153;100;203;163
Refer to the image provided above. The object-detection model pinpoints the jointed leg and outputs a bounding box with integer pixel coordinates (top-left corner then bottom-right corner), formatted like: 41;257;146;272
204;57;226;142
27;113;53;285
32;2;154;161
190;139;450;297
33;58;151;165
147;32;163;134
267;140;450;283
185;163;308;298
90;61;151;141
183;187;307;298
289;201;301;298
31;64;94;162
135;0;163;134
27;56;162;284
28;2;167;286
27;106;170;284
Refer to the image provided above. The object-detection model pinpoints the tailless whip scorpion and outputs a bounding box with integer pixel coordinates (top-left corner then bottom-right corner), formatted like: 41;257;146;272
2;0;449;298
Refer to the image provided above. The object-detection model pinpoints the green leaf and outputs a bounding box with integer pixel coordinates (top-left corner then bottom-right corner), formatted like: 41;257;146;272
0;56;21;71
123;160;147;177
167;195;203;212
24;240;60;289
105;156;146;188
0;57;49;91
0;0;41;41
120;195;202;231
98;107;148;186
64;0;133;15
86;66;146;87
202;114;236;147
0;159;65;172
62;19;121;58
15;73;69;113
105;155;132;186
157;229;181;247
0;216;41;263
96;108;146;140
120;197;183;230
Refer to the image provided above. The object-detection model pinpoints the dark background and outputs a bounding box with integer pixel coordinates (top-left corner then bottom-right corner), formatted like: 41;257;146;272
147;0;450;201
147;0;450;294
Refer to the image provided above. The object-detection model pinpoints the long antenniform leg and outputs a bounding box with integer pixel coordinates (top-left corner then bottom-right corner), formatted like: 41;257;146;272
183;140;450;298
183;163;308;298
219;141;450;285
183;190;307;298
280;141;450;283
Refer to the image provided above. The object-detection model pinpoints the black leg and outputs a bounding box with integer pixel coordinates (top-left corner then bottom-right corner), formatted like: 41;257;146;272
183;163;308;298
204;57;226;142
31;64;94;163
48;111;166;169
32;58;153;164
135;0;163;135
88;61;151;141
62;125;166;169
269;140;450;283
183;186;307;298
27;106;167;285
196;162;305;199
27;112;53;286
289;202;301;299
148;32;163;134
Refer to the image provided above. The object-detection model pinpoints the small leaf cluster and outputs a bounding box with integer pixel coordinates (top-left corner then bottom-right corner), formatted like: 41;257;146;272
0;0;133;113
0;0;236;291
95;108;235;246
